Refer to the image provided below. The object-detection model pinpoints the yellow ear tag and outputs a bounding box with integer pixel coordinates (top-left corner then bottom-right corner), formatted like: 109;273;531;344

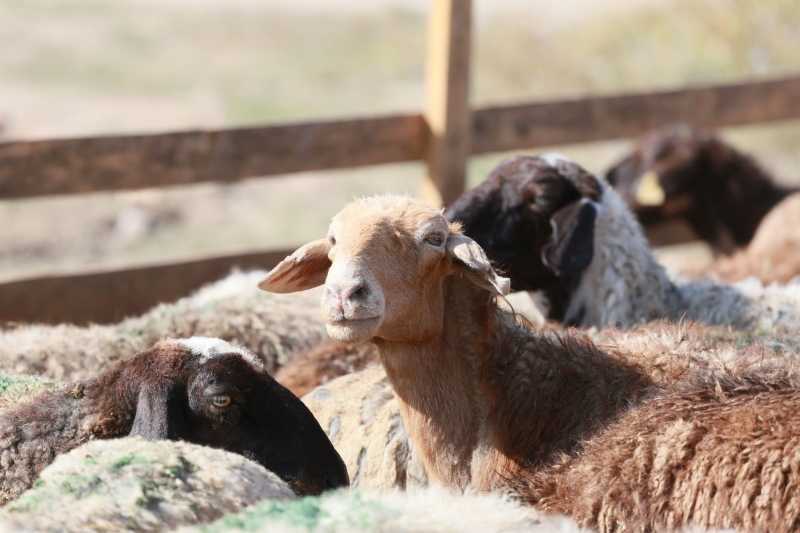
635;171;665;206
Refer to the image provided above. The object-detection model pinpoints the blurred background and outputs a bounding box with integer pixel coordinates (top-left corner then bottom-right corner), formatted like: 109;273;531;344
2;0;800;282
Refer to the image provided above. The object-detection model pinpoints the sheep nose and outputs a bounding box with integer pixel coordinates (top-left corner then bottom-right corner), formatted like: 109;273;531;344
326;281;370;315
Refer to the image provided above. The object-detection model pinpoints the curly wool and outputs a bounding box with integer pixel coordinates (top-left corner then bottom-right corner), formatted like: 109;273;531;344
564;183;800;331
0;271;324;381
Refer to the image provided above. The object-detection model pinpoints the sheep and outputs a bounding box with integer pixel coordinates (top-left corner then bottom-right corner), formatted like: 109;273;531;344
697;192;800;284
0;437;295;532
0;271;326;382
0;336;349;504
303;319;800;494
260;194;800;531
604;124;797;254
446;153;800;330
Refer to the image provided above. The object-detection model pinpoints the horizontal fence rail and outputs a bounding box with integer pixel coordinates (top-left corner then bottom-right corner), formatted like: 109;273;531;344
471;75;800;154
0;248;294;325
2;76;800;200
0;114;427;199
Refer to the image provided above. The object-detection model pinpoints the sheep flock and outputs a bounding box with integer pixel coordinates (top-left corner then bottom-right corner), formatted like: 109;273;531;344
3;125;800;532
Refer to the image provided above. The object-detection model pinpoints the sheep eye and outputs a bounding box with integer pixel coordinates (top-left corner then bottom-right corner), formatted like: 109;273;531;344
424;232;445;247
211;395;231;408
328;235;336;246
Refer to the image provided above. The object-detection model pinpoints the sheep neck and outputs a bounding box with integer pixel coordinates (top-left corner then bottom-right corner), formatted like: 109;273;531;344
376;276;652;493
375;276;494;491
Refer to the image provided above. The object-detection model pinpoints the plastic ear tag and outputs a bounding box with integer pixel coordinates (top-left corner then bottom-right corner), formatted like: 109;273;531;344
635;171;665;206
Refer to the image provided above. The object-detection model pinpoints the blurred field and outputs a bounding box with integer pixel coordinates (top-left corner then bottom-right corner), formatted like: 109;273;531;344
2;0;800;281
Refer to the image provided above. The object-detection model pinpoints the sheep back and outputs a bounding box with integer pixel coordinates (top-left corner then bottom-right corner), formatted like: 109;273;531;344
0;437;294;532
0;271;324;382
520;373;800;531
302;365;427;490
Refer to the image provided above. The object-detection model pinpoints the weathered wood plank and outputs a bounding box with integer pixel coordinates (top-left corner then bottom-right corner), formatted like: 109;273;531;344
2;76;800;200
472;75;800;154
0;249;293;325
422;0;472;207
0;114;426;199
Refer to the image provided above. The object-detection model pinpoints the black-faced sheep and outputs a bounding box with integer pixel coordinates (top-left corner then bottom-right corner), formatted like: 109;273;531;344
260;194;800;531
0;337;348;504
446;153;800;330
605;124;797;254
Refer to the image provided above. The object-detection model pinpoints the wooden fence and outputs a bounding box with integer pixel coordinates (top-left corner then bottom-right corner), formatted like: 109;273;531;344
2;0;800;324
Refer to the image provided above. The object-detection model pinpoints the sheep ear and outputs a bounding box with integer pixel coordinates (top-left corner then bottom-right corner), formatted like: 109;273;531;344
259;238;331;293
129;381;187;440
447;233;511;295
542;200;597;278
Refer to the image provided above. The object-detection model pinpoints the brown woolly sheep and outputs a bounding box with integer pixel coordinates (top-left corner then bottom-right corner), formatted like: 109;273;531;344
0;337;348;504
260;194;800;532
605;124;797;254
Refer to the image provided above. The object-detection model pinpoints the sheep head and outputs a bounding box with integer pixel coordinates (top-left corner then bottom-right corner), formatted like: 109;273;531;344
259;195;510;344
445;154;601;293
127;338;349;495
605;124;707;216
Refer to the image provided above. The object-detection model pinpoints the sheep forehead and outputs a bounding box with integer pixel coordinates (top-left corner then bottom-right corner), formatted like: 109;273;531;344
331;195;448;247
175;337;263;370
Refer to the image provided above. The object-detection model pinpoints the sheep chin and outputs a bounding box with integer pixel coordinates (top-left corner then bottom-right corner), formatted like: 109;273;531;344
325;318;380;343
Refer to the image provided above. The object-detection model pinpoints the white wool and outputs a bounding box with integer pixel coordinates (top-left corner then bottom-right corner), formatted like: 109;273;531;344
566;185;684;327
176;336;264;370
564;181;800;331
540;152;571;166
185;269;268;306
180;486;586;533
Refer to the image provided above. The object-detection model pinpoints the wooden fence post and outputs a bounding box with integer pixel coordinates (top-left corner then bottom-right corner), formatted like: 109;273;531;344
422;0;472;207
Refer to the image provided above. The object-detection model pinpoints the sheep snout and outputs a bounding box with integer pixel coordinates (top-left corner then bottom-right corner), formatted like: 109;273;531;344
322;261;385;342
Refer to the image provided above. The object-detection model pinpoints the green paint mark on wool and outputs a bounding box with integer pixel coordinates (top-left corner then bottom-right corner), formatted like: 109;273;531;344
198;491;389;532
0;373;48;395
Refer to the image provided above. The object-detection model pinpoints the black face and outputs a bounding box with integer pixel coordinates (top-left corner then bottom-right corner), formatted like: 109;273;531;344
446;156;599;293
141;354;349;495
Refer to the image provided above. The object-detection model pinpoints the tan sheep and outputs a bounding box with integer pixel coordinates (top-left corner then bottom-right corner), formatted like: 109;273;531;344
700;192;800;284
261;194;800;532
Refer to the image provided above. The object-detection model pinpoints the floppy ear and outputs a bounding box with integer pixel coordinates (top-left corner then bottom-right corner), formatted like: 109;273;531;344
129;381;187;440
447;233;510;295
259;238;331;293
542;200;597;278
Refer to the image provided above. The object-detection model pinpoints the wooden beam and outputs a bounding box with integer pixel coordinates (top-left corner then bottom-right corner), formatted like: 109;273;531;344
0;248;294;325
421;0;472;207
0;114;426;199
1;76;799;201
471;75;800;154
